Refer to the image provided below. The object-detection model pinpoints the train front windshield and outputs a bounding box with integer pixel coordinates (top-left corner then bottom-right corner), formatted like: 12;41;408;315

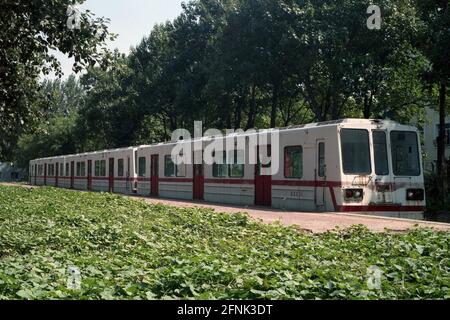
341;129;421;177
341;129;371;175
390;131;421;176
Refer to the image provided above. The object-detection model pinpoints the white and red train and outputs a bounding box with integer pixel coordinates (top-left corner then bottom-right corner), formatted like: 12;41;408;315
29;119;426;219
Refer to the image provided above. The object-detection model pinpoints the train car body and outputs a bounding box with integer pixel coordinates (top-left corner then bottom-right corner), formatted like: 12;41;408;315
30;119;426;219
30;147;138;194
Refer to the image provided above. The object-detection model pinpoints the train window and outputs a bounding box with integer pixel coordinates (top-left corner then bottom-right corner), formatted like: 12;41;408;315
76;162;86;177
134;151;138;175
229;150;244;178
373;131;389;175
164;156;175;177
285;146;303;179
60;163;63;177
390;131;420;176
213;152;228;178
341;129;371;175
48;164;55;176
176;158;186;178
66;163;70;176
118;159;124;177
138;157;146;177
318;143;325;177
95;160;106;177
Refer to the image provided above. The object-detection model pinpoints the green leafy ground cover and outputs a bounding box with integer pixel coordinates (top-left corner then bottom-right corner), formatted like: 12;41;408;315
0;186;448;300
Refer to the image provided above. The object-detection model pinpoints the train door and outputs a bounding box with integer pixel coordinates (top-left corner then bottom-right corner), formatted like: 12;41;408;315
34;164;37;185
55;162;59;187
44;163;47;185
70;161;75;189
373;130;394;204
255;145;272;206
315;140;326;208
193;163;204;200
151;155;159;196
87;160;92;191
108;158;115;193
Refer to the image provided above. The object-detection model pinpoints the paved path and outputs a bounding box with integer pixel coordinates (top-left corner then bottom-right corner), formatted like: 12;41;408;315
2;183;450;233
130;196;450;234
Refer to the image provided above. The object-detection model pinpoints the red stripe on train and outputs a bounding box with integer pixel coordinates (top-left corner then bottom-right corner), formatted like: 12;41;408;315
159;178;193;183
205;179;255;185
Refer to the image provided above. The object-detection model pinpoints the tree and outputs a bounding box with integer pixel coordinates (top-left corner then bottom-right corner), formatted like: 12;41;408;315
78;52;141;150
415;0;450;195
0;0;115;159
14;77;85;169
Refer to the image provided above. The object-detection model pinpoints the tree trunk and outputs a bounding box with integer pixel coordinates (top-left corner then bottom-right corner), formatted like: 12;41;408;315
223;93;232;129
330;95;340;120
270;84;279;128
234;88;245;129
437;81;448;195
246;83;257;130
363;92;373;119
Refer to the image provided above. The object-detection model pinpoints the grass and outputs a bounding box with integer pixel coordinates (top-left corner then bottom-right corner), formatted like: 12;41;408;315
0;185;449;300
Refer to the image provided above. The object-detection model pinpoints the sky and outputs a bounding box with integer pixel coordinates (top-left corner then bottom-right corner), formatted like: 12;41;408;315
54;0;185;78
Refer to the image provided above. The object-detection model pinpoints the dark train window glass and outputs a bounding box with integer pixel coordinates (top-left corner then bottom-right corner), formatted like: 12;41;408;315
100;160;106;176
175;155;186;177
390;131;420;176
118;159;124;177
60;163;63;177
284;146;303;179
213;152;228;177
95;160;106;177
48;164;54;176
80;162;86;176
229;150;244;178
373;131;389;175
100;160;105;176
164;156;175;177
76;162;81;176
318;143;325;177
138;157;146;177
341;129;371;175
66;163;69;176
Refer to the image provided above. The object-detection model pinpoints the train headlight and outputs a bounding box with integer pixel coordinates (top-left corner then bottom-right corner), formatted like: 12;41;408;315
406;189;424;201
344;189;364;202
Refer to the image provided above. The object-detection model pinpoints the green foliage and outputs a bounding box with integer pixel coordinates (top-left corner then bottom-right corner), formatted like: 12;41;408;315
0;0;115;159
13;77;86;170
75;0;438;150
0;185;448;300
424;172;450;213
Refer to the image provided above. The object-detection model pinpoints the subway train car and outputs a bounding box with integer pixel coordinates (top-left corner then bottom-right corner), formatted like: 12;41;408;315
30;119;426;219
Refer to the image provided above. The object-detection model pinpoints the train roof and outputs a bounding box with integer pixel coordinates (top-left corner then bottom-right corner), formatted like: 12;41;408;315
32;146;137;162
30;118;416;162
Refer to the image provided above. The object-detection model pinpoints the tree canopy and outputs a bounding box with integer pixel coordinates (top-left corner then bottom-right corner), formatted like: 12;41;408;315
9;0;450;179
0;0;115;159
